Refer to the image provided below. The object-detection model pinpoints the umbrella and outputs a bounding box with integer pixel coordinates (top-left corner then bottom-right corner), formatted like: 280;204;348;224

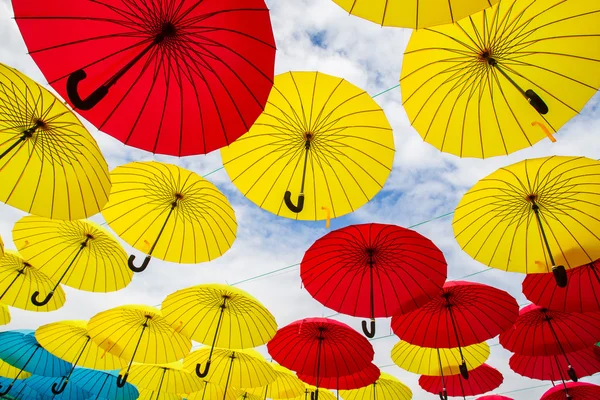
499;304;600;382
13;0;276;156
0;358;31;380
13;215;131;306
247;363;305;399
400;0;600;158
291;386;336;400
137;390;181;400
125;362;203;397
0;62;110;220
419;364;503;400
391;281;518;379
339;372;412;400
0;304;9;325
35;320;128;394
69;369;138;400
0;377;46;400
300;223;447;337
23;375;90;399
267;318;374;400
101;161;237;273
161;283;276;378
297;363;380;391
221;71;394;221
541;382;600;400
88;305;192;387
0;235;4;256
453;155;600;287
187;380;236;400
231;390;263;400
0;331;71;395
522;258;600;313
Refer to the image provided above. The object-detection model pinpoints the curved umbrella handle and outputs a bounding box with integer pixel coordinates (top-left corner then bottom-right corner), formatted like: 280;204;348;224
361;320;376;338
117;373;128;388
0;383;13;396
31;290;54;306
52;379;67;395
66;69;109;110
439;389;447;400
552;265;567;288
196;361;211;378
128;254;151;273
568;366;578;382
311;390;319;400
459;360;469;380
284;191;304;213
525;89;549;115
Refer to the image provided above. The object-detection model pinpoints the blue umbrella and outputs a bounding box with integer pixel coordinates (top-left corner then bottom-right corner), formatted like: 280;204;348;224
24;375;90;400
69;369;139;400
0;331;71;396
0;377;50;400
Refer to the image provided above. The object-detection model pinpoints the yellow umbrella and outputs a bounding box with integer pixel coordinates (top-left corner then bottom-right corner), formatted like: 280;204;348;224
0;62;110;220
125;362;203;397
221;71;394;222
400;0;600;158
101;161;237;273
331;0;498;29
233;390;264;400
88;304;192;388
0;358;31;379
0;304;8;325
0;235;4;257
291;386;336;400
12;215;131;306
138;389;181;400
0;250;65;311
453;155;600;287
248;363;305;399
339;372;412;400
187;381;236;400
161;284;277;378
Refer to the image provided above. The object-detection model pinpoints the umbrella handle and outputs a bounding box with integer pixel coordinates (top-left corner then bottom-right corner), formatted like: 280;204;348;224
117;372;129;387
438;389;447;400
52;379;67;394
66;69;109;110
311;390;319;400
361;320;376;338
525;89;548;115
0;383;12;396
459;360;469;380
31;290;53;306
552;265;567;288
284;191;304;213
196;361;211;378
567;366;578;382
128;254;151;273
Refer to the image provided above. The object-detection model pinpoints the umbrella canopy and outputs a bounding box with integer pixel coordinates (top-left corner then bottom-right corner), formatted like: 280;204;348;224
0;358;31;380
419;364;503;399
0;250;66;312
125;362;203;396
221;71;394;221
101;161;237;273
187;380;236;400
523;259;600;313
69;369;138;400
138;389;181;400
248;363;305;399
453;156;600;287
0;304;8;325
161;283;276;378
23;375;90;399
541;382;600;400
231;390;263;400
13;0;276;156
0;62;110;220
300;223;447;337
339;372;412;400
400;0;600;158
0;377;46;400
0;235;4;256
297;363;380;391
509;346;600;382
88;305;192;388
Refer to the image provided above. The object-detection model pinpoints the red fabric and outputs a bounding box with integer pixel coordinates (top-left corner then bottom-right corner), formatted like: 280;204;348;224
540;382;600;400
476;396;513;400
419;364;503;397
509;346;600;381
267;318;374;378
297;363;380;390
499;304;600;356
391;281;518;348
300;223;447;318
13;0;275;156
522;259;600;313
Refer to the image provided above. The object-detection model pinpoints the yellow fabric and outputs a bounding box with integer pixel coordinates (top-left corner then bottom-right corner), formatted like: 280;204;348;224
88;305;192;364
332;0;498;28
391;340;490;375
0;62;110;220
339;372;412;400
0;250;65;311
0;304;8;325
290;386;336;400
0;235;4;257
137;389;181;400
101;161;237;264
35;320;126;370
125;362;202;394
161;283;277;347
182;347;277;389
233;390;264;400
221;71;394;221
12;216;131;293
187;381;236;400
248;364;305;399
400;0;600;158
0;358;30;379
453;156;600;273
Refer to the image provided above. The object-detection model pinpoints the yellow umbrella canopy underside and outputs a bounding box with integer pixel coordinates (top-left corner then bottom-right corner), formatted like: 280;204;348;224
101;161;237;264
339;372;412;400
0;358;31;379
137;390;181;400
0;304;8;325
331;0;498;29
453;156;600;274
400;0;600;158
248;363;305;399
291;386;337;400
0;62;110;220
187;381;236;400
221;71;394;221
0;235;4;257
125;362;203;394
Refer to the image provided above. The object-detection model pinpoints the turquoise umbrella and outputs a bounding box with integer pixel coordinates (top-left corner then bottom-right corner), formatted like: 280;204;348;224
0;376;49;399
69;369;138;400
24;375;90;399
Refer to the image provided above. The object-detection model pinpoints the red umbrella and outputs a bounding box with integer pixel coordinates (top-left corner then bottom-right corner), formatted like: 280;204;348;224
541;382;600;400
391;281;518;379
499;304;600;382
476;396;513;400
522;259;600;313
419;364;503;400
297;363;380;390
267;318;374;400
301;223;447;338
13;0;276;156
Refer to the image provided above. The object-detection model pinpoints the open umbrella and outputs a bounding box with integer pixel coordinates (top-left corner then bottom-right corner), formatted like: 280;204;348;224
541;382;600;400
187;380;236;400
24;375;90;399
391;281;518;379
13;0;276;156
246;363;306;399
339;372;412;400
138;390;181;400
69;369;138;400
0;304;8;325
297;363;380;391
13;215;131;306
125;362;203;397
161;283;276;378
88;305;192;387
419;364;503;400
453;156;600;287
0;377;45;400
300;223;447;337
0;61;110;220
0;358;31;380
101;161;237;273
221;71;394;221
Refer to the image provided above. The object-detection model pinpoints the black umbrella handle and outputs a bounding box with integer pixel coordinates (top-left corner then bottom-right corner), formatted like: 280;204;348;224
439;389;447;400
361;319;376;338
67;69;109;110
284;191;305;213
196;360;211;378
31;290;54;306
311;389;319;400
52;378;68;394
117;372;129;387
0;383;12;396
128;254;151;273
459;360;469;380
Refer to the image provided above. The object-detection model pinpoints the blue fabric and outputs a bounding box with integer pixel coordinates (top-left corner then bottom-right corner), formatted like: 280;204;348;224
0;377;51;400
0;331;71;377
70;368;139;400
24;375;91;400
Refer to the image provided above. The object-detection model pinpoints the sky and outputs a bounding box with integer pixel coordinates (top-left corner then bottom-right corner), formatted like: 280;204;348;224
1;0;600;399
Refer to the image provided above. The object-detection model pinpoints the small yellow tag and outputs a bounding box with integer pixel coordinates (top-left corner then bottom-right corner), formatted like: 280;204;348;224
321;206;331;229
532;121;556;142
